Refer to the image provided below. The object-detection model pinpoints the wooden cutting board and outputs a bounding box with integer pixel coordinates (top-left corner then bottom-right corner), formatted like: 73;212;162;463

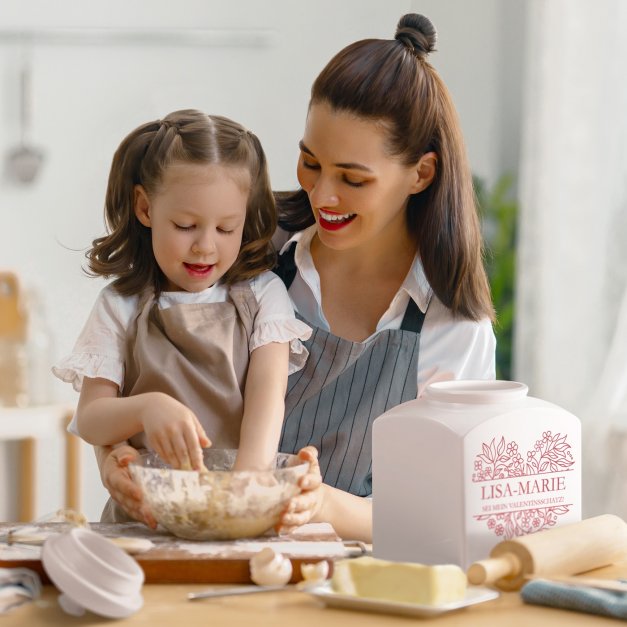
0;522;363;584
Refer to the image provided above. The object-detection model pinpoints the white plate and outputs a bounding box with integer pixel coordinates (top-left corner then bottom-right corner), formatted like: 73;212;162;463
306;581;499;617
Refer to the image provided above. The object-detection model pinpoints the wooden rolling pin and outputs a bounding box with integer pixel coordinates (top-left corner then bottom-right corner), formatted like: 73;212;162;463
467;514;627;591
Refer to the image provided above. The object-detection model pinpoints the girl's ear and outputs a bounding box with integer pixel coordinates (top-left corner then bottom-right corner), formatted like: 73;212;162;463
134;185;152;227
410;151;437;194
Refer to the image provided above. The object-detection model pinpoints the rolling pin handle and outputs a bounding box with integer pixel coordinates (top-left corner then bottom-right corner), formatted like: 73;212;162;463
467;552;522;585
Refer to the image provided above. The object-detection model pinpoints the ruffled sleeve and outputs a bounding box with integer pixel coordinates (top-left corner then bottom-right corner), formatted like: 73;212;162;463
250;317;312;374
51;286;136;393
249;272;312;374
52;351;125;393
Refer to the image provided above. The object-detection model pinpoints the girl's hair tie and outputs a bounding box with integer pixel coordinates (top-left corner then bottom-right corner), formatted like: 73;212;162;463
158;119;178;132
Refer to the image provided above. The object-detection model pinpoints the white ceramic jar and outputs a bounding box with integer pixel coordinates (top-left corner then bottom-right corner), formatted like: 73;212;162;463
372;380;581;568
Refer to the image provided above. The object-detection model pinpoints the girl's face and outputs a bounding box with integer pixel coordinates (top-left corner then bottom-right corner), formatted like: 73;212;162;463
134;163;248;292
297;102;431;254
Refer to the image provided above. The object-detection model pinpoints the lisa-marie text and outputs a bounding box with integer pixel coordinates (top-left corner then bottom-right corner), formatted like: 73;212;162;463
480;475;566;500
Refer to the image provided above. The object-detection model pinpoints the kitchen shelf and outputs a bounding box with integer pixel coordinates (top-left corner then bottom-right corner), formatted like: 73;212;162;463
0;27;275;48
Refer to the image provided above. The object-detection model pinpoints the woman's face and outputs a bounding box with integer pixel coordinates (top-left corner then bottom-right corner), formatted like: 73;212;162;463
297;101;423;253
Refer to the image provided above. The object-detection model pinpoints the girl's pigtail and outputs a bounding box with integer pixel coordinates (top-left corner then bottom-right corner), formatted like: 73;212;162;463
86;122;161;295
224;130;277;283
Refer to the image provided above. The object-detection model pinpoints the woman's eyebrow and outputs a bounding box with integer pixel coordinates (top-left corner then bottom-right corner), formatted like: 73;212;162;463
298;140;314;156
299;140;373;173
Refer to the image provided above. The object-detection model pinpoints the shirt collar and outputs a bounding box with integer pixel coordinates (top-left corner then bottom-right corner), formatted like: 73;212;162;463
281;226;321;302
401;252;433;314
279;227;308;255
281;225;433;314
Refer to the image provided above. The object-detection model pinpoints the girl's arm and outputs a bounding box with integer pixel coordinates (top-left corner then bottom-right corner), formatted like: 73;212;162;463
77;377;210;470
277;447;373;543
233;341;290;470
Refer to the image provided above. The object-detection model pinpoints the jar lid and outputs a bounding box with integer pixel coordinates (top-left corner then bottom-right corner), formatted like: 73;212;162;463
424;380;529;404
41;527;144;618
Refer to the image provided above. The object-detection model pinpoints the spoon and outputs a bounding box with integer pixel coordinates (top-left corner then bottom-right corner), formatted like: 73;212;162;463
6;59;44;184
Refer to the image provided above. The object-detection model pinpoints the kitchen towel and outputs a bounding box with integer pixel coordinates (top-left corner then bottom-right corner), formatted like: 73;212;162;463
521;579;627;620
0;567;42;614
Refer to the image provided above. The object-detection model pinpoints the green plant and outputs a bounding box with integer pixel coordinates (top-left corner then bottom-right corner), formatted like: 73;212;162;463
474;174;517;380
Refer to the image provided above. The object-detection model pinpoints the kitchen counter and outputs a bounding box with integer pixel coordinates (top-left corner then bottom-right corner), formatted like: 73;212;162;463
5;563;627;626
3;521;626;624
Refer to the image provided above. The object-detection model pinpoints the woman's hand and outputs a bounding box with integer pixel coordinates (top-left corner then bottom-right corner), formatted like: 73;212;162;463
100;444;157;528
276;446;324;533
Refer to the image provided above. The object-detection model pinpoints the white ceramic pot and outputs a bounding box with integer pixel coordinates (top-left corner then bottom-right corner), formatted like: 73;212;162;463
372;380;581;568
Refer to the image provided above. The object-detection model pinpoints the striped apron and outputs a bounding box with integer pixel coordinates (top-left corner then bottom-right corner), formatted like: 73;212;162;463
275;243;426;496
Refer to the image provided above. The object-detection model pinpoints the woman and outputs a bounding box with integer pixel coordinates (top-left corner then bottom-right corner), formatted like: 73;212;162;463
97;13;495;542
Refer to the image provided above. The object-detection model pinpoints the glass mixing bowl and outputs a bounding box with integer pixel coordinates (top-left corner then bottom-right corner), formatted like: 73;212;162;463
129;449;308;541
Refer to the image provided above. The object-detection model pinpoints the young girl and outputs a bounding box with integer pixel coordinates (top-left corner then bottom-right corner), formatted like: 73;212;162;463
53;110;311;515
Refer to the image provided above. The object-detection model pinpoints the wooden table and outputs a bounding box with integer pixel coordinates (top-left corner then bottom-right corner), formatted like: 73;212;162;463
3;562;627;625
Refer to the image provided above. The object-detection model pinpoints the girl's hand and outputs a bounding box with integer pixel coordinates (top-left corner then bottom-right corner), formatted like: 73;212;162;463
140;393;211;470
101;444;157;528
276;446;324;534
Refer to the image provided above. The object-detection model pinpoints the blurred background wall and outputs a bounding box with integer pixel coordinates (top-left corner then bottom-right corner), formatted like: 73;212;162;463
1;0;527;520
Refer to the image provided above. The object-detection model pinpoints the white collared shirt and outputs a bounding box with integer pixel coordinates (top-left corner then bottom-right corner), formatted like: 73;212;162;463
280;226;496;395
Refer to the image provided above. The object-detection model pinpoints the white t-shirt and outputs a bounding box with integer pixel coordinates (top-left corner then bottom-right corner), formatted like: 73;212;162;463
53;270;312;395
281;226;496;395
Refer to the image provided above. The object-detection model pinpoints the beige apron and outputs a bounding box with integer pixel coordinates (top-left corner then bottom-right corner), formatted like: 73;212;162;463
101;281;258;522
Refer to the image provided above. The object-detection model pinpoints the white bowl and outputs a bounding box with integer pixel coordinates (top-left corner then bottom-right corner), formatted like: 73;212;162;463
130;449;308;541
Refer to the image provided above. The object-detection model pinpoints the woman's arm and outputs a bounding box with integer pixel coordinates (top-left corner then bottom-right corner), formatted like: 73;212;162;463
234;341;290;470
314;483;372;543
315;484;372;542
77;377;210;470
277;447;372;543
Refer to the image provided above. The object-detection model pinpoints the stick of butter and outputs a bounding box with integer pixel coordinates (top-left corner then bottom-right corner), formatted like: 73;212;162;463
331;556;466;605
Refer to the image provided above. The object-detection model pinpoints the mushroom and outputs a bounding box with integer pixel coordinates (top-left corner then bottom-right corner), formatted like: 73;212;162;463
300;560;330;583
249;548;293;586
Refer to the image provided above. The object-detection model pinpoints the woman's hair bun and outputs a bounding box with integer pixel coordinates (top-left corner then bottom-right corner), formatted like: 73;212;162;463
395;13;437;59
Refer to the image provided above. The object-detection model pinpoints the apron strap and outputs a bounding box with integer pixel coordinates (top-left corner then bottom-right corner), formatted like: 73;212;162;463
400;297;426;333
274;242;298;288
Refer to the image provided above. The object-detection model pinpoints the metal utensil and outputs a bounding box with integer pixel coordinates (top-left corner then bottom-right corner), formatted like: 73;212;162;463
188;584;298;600
6;59;44;184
